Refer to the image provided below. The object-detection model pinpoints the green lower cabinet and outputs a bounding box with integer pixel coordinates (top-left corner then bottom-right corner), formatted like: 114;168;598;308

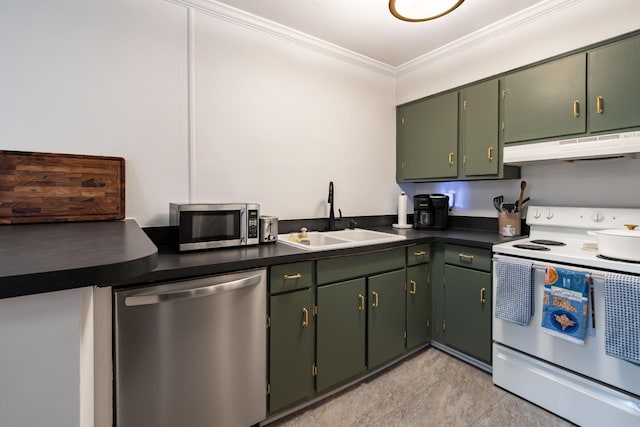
443;264;492;364
368;269;406;369
316;278;367;392
268;289;315;413
406;263;431;349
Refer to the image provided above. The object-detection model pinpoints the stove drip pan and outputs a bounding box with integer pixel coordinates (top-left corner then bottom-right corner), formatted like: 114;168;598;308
512;244;551;251
529;240;566;246
596;254;640;264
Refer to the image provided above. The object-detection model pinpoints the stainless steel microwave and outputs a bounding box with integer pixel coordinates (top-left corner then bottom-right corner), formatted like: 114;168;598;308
170;203;260;251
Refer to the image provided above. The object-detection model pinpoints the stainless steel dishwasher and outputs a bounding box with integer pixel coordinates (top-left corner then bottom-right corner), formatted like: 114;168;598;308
115;268;266;427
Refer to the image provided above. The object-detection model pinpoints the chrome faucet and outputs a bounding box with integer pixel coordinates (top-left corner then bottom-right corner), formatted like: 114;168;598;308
328;181;336;231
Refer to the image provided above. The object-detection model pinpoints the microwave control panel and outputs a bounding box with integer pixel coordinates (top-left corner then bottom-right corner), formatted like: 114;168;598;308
248;209;259;239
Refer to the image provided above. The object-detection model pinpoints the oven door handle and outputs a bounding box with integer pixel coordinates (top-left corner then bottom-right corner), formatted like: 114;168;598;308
125;274;262;306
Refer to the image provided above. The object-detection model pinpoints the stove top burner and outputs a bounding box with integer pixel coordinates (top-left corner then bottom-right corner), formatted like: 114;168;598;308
529;239;566;246
513;244;551;251
596;254;640;264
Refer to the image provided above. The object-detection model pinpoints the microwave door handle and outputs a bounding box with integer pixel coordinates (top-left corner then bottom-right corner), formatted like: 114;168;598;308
124;274;262;306
240;209;246;243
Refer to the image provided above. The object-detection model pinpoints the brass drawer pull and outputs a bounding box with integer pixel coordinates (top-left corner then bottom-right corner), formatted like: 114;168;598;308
357;294;365;311
459;253;474;262
372;291;379;308
596;96;604;114
573;100;580;118
302;307;309;327
413;250;427;257
410;280;417;295
283;273;302;280
487;146;494;161
480;288;486;304
448;152;454;166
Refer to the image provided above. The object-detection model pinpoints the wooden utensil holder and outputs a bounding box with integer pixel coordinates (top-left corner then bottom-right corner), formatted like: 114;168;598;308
499;211;521;236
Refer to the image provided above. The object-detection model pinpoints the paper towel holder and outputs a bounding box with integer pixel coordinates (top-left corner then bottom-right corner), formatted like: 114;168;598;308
393;191;413;229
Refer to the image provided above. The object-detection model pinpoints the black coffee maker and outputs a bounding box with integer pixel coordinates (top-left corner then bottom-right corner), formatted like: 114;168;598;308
414;194;449;230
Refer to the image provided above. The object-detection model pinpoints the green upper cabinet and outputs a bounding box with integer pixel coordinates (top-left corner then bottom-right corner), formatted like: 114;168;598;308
503;53;587;143
367;269;406;369
397;91;459;181
460;79;500;177
588;35;640;133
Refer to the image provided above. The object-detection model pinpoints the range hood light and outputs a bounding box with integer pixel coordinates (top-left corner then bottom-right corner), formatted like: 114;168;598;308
389;0;465;22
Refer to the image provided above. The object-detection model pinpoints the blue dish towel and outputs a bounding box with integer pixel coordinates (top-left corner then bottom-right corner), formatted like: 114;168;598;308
605;273;640;365
495;258;534;325
541;267;591;345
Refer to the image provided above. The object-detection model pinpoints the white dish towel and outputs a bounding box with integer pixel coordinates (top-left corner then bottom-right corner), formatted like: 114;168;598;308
495;258;534;326
605;273;640;364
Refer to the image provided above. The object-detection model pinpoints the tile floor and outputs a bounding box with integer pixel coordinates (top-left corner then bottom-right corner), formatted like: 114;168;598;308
268;348;575;427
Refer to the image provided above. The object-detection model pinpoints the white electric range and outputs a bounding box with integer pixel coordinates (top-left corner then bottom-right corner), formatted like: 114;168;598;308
492;205;640;427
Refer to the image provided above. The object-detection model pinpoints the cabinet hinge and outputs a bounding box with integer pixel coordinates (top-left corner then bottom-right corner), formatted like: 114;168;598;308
267;383;271;395
427;319;430;328
401;162;404;170
404;330;407;339
312;364;318;377
443;320;447;331
313;305;318;316
266;315;271;328
502;89;508;99
401;116;405;125
501;120;506;131
463;155;467;165
404;282;407;292
463;99;468;110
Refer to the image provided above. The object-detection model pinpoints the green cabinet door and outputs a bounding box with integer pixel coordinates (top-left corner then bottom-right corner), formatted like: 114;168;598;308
503;53;586;143
461;79;499;177
269;289;315;413
398;91;458;181
368;269;406;369
316;278;366;392
443;264;492;364
406;263;430;349
589;35;640;133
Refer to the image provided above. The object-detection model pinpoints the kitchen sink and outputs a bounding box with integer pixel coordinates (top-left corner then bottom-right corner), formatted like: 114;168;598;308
278;228;406;251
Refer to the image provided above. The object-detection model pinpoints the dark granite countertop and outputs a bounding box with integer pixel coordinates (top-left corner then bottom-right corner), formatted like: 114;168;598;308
121;225;524;288
0;219;158;299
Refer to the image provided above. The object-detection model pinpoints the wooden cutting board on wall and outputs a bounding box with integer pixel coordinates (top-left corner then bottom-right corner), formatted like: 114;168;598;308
0;151;125;224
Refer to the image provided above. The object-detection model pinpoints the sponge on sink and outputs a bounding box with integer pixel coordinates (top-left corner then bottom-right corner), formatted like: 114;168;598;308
288;235;302;243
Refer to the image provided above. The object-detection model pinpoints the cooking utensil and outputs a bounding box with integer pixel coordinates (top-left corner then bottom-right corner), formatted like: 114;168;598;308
517;180;527;212
492;195;504;212
513;197;530;209
587;225;640;261
502;203;516;213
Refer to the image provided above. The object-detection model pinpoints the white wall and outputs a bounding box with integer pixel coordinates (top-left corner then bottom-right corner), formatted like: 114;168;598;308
398;0;640;219
0;0;397;226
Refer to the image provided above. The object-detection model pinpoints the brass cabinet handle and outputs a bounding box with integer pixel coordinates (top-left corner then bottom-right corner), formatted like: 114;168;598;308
573;100;580;118
302;307;309;327
413;250;426;257
459;253;474;262
596;96;604;114
410;280;417;295
357;294;365;311
487;146;494;161
448;152;454;166
283;273;302;280
372;291;379;308
480;288;486;304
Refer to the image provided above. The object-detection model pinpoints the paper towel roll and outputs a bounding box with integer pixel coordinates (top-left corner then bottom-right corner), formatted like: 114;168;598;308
398;192;407;225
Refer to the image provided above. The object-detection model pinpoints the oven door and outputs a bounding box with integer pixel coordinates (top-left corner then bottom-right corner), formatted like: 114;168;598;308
178;205;247;251
492;256;640;396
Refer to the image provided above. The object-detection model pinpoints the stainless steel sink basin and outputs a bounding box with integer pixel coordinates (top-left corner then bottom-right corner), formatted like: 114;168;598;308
278;228;406;251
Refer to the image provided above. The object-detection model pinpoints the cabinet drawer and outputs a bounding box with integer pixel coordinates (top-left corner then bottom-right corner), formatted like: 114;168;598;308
407;244;430;266
317;247;405;285
444;245;491;272
270;262;315;294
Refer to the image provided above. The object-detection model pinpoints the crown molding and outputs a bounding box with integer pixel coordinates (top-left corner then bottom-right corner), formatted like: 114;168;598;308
395;0;585;76
172;0;396;77
171;0;583;78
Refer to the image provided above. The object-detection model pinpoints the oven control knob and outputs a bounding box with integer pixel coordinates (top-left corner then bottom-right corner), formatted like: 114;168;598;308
545;210;553;219
591;211;604;223
532;208;541;219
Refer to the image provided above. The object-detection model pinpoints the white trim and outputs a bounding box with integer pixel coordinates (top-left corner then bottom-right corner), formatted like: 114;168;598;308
395;0;585;76
168;0;584;77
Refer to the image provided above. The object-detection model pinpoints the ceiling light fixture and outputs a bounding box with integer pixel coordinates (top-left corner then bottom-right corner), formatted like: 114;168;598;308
389;0;465;22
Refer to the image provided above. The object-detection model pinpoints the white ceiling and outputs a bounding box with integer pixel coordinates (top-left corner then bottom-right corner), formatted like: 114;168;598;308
211;0;545;68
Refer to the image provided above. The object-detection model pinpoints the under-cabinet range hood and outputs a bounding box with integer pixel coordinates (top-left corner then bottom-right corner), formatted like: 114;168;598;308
503;130;640;164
